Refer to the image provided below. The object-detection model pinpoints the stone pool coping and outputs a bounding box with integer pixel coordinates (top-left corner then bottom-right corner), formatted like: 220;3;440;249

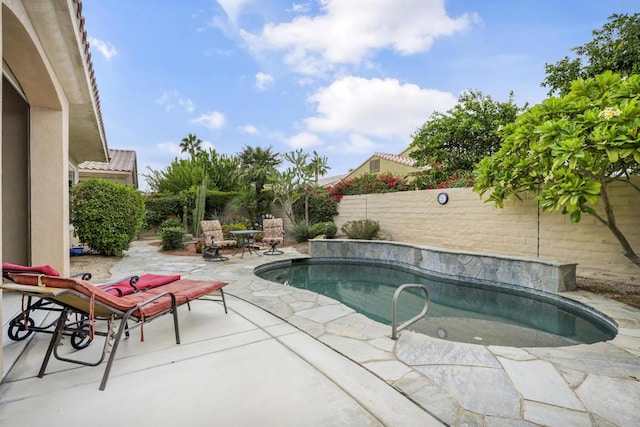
108;241;640;426
309;239;578;293
239;256;640;426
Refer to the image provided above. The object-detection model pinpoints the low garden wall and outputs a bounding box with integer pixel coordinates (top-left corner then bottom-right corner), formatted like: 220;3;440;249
309;239;577;293
331;178;640;280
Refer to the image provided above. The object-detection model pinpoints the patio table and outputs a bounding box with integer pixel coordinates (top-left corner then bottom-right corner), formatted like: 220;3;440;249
230;230;263;259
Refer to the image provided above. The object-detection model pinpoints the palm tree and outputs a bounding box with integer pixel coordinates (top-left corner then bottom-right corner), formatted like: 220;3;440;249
309;150;329;184
238;145;281;190
238;145;281;216
179;133;203;158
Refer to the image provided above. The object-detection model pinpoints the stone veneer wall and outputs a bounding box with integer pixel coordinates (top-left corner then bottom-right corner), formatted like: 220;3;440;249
309;240;577;293
331;178;640;279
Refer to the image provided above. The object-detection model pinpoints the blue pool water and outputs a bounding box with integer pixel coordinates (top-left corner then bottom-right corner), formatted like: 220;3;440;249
255;258;617;347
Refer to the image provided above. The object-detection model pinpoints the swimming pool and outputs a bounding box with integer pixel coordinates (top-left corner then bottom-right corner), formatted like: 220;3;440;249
255;258;617;347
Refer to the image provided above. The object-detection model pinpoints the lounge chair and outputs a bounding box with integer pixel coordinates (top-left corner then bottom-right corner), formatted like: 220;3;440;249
2;262;177;347
3;262;93;346
262;218;284;255
3;272;228;390
201;220;237;261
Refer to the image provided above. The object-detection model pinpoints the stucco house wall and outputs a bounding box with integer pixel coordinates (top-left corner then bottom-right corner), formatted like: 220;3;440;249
1;0;108;376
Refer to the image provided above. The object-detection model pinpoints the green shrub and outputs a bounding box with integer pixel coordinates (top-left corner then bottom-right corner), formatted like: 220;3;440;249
144;194;183;228
293;187;339;223
70;179;145;256
222;222;247;244
341;219;380;240
159;227;186;250
289;221;310;243
160;217;183;230
309;221;337;239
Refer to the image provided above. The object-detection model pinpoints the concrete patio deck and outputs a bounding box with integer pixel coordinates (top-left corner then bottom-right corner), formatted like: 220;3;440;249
2;240;639;426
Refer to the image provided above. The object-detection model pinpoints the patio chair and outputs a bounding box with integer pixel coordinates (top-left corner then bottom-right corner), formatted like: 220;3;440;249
201;220;237;261
3;272;228;390
262;218;284;255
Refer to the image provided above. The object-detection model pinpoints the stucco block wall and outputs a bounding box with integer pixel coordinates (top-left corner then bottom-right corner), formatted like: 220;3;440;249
333;178;640;279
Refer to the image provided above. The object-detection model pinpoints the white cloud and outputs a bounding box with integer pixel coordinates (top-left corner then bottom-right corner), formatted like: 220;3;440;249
305;76;457;139
216;0;252;23
340;134;377;154
191;111;226;129
241;0;474;75
255;72;275;91
289;3;311;14
285;132;323;149
295;77;314;86
178;97;196;113
157;142;182;157
201;140;216;151
240;124;259;134
156;90;196;113
89;37;117;60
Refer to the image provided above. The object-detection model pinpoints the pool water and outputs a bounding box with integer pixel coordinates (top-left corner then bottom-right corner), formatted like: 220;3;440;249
255;259;617;347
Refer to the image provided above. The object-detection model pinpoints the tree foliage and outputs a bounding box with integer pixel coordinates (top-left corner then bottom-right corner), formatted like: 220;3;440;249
267;149;315;224
144;149;240;194
328;172;408;198
542;13;640;96
409;90;524;178
237;145;281;216
474;71;640;267
71;179;145;256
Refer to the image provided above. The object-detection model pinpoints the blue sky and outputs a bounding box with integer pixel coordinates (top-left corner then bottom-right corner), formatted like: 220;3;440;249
82;0;638;191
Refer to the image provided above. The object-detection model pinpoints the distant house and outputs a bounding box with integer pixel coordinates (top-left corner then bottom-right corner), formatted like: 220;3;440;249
316;174;347;188
79;149;139;189
342;147;424;181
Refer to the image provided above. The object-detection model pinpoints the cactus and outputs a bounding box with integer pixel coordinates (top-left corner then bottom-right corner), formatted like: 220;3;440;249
193;177;207;238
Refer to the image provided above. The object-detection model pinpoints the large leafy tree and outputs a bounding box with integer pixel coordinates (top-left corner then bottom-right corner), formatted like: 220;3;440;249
144;148;240;194
542;13;640;96
474;72;640;267
409;90;524;180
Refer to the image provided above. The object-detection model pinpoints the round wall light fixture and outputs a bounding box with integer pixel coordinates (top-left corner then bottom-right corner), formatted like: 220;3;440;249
437;192;449;205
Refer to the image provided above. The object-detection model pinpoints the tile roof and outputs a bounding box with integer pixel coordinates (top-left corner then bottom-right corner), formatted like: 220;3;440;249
316;174;347;187
79;149;136;172
372;152;418;166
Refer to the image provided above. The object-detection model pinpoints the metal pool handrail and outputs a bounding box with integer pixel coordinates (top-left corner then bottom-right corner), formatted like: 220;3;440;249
391;283;430;340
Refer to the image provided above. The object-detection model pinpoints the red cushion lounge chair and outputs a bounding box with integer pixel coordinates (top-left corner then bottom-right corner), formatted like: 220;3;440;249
3;273;228;390
2;262;93;345
3;262;182;347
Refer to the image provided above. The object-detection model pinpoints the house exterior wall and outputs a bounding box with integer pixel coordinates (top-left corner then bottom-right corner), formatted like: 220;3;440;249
2;2;71;275
333;178;640;280
79;170;135;187
1;0;107;376
346;156;420;180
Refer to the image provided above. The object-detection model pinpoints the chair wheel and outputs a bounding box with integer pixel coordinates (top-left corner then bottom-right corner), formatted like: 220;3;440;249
8;317;35;341
71;321;93;350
